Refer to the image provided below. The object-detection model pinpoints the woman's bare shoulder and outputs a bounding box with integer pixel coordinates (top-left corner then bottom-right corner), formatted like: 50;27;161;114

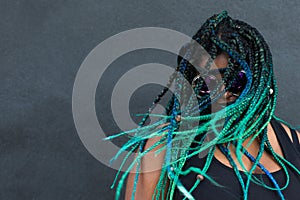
280;122;300;144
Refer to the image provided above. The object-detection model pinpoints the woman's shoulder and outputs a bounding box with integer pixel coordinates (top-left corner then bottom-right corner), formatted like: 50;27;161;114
279;122;300;144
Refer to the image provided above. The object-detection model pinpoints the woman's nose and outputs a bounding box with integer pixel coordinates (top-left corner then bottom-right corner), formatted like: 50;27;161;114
225;91;239;102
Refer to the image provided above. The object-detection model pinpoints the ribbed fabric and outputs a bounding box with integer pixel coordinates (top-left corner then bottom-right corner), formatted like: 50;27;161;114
174;119;300;200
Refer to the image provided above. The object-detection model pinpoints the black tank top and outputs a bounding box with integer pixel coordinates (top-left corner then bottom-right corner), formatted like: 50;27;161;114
174;119;300;200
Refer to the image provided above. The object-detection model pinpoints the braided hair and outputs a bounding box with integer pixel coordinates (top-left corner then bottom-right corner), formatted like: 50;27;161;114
109;11;300;200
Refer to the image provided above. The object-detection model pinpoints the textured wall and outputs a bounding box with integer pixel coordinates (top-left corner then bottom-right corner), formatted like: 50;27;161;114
1;1;299;199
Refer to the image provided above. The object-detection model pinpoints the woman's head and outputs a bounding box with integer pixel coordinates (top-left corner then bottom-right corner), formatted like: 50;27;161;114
138;11;278;162
175;11;276;119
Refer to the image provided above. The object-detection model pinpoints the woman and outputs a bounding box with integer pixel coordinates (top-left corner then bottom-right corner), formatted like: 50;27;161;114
111;11;300;200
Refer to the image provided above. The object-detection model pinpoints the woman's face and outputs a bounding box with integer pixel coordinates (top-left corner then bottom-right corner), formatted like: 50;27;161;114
213;52;240;104
192;52;243;106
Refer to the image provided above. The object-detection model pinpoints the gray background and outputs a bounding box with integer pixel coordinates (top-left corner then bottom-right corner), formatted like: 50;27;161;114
1;0;299;200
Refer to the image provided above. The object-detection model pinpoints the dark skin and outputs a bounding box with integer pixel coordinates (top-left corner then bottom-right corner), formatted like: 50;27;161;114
125;53;300;200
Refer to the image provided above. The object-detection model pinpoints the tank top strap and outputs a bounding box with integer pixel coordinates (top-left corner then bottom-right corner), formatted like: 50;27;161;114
270;118;300;167
290;128;300;152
